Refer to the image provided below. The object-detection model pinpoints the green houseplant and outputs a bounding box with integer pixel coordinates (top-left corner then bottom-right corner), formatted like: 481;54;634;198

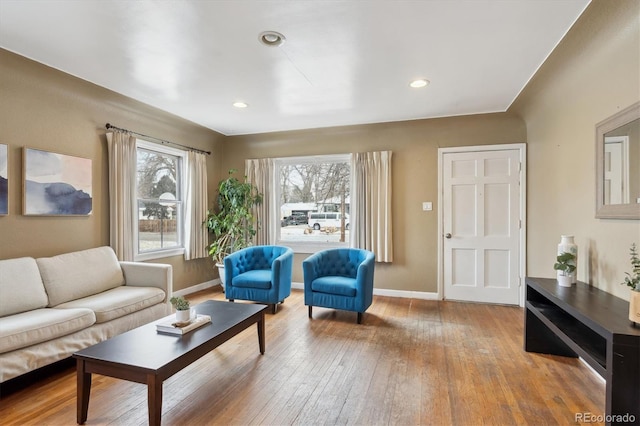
554;252;576;287
170;296;191;322
205;169;262;288
622;243;640;324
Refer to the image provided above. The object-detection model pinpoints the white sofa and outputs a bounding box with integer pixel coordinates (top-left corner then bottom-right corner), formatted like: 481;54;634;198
0;246;172;382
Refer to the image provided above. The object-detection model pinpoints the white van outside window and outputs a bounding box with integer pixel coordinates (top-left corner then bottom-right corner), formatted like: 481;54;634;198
308;212;350;230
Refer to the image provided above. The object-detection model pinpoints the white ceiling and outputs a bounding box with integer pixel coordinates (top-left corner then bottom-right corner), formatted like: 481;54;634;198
0;0;591;136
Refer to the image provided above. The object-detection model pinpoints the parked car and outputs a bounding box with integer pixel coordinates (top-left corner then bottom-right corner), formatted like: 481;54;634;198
290;212;308;224
281;214;307;227
307;212;349;230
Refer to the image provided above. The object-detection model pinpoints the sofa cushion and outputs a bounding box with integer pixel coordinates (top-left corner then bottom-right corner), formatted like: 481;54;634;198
311;276;357;297
37;246;125;307
0;257;49;317
54;286;166;323
0;308;95;354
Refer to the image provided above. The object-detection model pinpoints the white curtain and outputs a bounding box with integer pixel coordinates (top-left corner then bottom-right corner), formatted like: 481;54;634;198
245;158;275;245
351;151;393;262
106;131;137;261
184;151;208;260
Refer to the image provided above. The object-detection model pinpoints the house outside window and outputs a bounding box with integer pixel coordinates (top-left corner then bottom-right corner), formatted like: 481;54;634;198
275;154;351;251
135;140;185;260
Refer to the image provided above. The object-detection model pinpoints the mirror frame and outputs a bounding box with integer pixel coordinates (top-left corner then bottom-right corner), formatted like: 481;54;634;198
595;101;640;219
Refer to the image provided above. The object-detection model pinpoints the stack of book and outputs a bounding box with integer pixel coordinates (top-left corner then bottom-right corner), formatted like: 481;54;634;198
156;314;211;335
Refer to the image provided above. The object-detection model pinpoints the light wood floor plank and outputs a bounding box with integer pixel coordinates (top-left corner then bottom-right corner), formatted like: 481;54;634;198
0;288;605;425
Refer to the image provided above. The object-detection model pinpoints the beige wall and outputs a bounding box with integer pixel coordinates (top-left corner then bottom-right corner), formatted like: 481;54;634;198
0;50;222;292
224;114;526;291
1;0;638;299
510;0;640;300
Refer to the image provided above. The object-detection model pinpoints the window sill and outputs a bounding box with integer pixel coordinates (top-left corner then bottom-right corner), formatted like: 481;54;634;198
135;248;184;262
276;241;349;254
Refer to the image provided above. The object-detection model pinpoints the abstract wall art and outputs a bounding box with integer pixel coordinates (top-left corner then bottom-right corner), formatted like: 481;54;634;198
23;148;92;216
0;144;7;215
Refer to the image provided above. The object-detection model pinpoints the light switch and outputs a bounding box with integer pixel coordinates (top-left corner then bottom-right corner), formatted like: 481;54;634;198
422;202;432;211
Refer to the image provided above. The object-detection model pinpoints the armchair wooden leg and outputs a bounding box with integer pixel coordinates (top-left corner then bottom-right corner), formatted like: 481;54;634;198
357;312;363;324
229;299;234;302
271;304;277;314
308;306;312;318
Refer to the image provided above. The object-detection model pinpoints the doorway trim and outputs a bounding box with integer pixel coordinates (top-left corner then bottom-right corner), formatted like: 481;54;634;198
437;143;527;306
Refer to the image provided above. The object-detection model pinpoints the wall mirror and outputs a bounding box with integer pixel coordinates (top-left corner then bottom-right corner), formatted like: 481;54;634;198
596;101;640;219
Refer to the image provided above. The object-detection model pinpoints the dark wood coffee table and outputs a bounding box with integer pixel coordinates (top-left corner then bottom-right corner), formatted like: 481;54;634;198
73;300;267;425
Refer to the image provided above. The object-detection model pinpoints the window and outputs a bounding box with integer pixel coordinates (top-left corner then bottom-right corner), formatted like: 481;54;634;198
135;140;185;260
275;154;351;251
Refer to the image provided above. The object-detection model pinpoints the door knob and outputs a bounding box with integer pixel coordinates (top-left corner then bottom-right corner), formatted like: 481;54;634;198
445;233;452;239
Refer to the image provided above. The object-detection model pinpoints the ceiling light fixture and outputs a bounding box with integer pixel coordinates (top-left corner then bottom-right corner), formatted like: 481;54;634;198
233;101;248;108
259;31;286;47
410;79;430;88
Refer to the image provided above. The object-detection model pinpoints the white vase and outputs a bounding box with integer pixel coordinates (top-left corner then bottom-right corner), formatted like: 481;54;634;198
175;309;190;323
557;235;578;284
557;274;573;287
629;291;640;324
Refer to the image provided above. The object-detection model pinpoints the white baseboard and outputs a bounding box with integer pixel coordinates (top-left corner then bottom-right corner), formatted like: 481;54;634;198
172;279;220;297
176;280;439;301
292;282;440;300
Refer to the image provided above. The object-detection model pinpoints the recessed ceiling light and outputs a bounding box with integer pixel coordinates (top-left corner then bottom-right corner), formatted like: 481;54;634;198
259;31;286;47
233;102;248;108
410;79;430;88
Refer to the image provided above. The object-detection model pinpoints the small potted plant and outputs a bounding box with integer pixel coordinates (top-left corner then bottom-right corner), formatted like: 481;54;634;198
621;243;640;324
554;252;576;287
170;296;191;322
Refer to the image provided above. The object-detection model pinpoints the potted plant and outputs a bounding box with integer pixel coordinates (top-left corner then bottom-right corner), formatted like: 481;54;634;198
554;252;576;287
170;296;191;322
205;169;262;290
622;243;640;324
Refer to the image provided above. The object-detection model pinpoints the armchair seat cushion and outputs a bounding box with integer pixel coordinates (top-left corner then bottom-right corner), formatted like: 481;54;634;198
232;270;273;290
311;276;357;297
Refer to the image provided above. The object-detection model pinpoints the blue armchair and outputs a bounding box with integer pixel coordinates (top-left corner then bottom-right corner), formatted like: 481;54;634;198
303;248;375;324
224;245;294;314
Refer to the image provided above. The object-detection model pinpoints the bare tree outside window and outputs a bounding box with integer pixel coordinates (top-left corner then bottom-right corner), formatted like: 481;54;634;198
136;145;183;253
277;156;351;246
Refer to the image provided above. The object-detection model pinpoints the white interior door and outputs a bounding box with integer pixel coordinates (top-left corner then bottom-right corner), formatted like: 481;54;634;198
440;146;524;305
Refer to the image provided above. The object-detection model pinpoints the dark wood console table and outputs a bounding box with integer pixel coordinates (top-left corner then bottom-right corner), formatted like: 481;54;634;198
524;277;639;424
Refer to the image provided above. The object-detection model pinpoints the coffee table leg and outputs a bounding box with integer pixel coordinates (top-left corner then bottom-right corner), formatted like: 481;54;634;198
147;374;163;426
76;359;91;424
258;311;265;354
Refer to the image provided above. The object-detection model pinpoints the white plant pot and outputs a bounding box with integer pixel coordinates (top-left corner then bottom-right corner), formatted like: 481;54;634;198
216;263;226;291
557;274;573;287
175;309;190;323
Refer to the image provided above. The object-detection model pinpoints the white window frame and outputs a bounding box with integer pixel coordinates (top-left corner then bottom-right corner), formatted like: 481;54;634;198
134;140;186;261
274;154;352;253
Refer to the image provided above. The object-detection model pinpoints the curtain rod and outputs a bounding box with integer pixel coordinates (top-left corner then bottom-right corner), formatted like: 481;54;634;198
105;123;211;155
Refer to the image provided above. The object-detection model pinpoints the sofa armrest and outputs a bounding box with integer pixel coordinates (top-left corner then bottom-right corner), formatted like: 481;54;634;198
119;262;173;302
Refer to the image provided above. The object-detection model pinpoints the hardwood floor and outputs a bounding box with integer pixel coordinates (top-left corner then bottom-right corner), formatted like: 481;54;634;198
0;288;605;425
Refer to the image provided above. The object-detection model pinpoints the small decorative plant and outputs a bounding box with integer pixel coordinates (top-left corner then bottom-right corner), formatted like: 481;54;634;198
169;296;190;311
554;252;576;276
622;243;640;292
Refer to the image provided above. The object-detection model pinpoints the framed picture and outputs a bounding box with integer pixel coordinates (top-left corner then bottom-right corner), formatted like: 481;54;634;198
23;148;92;216
0;144;7;215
